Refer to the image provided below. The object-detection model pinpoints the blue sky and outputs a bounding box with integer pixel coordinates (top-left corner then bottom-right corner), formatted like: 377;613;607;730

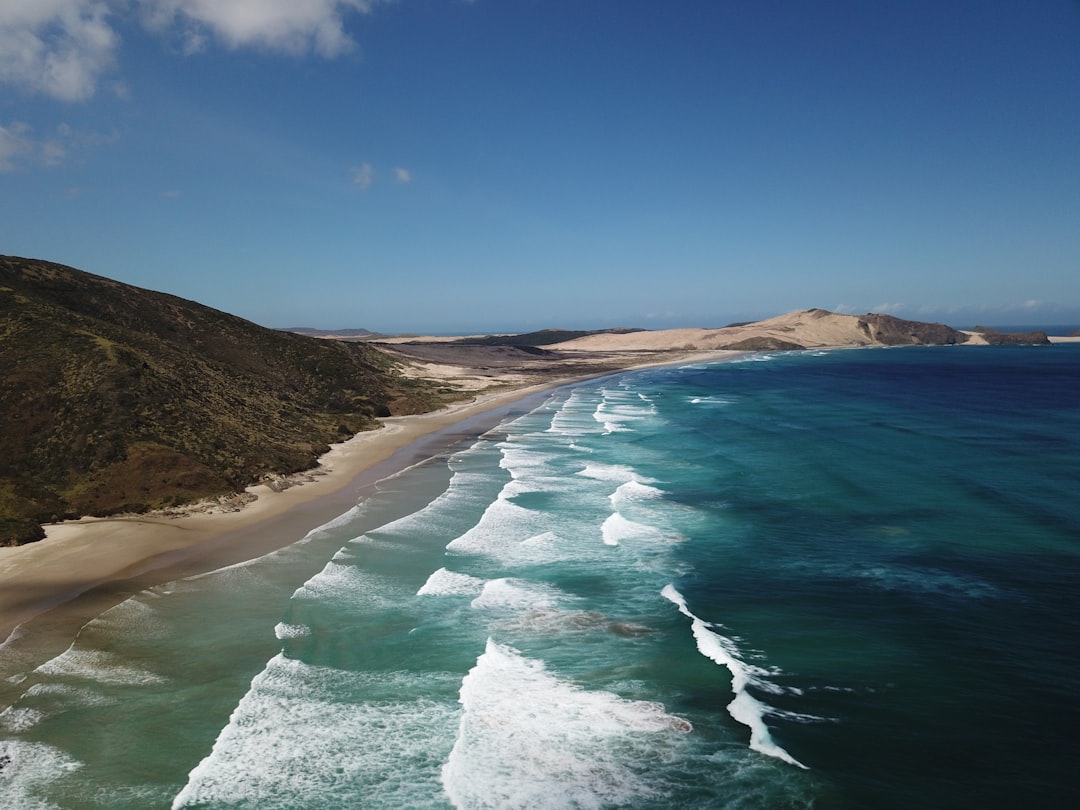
2;1;1079;333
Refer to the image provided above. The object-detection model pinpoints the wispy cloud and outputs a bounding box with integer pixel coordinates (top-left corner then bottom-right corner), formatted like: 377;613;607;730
394;166;412;184
0;122;32;172
0;120;111;171
351;162;374;189
0;1;391;102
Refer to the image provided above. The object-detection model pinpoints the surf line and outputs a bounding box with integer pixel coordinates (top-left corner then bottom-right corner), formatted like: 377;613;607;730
661;584;808;769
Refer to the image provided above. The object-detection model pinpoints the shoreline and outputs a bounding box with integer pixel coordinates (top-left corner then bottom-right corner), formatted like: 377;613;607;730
0;351;739;646
9;337;1061;649
0;382;557;645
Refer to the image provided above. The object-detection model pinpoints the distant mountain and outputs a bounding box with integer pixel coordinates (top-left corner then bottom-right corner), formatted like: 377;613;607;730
0;256;454;545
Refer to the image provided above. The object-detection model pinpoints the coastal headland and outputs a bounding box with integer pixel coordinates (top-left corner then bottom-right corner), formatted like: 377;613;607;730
0;346;734;647
1;256;1070;651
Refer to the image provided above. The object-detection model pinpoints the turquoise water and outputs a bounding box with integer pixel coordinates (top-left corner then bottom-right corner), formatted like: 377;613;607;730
2;346;1078;808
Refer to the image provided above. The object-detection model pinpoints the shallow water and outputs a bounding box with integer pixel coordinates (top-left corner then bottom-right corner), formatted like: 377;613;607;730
2;345;1078;808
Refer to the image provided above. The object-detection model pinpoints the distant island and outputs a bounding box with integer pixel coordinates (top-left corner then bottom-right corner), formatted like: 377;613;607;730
0;255;1054;546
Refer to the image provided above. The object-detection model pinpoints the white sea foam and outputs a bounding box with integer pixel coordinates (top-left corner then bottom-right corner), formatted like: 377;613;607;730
35;647;168;688
0;740;83;809
445;486;545;557
273;622;311;640
593;406;635;434
0;682;115;732
417;568;486;597
520;530;560;548
469;578;560;611
546;390;598;436
591;386;656;434
441;639;691;809
601;513;673;546
610;479;665;505
353;461;496;546
577;462;653;484
291;561;397;612
83;595;168;639
498;440;560;480
300;504;363;541
0;706;46;732
661;585;808;769
172;655;460;810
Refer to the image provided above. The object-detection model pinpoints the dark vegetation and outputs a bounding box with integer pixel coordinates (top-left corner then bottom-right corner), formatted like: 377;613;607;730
443;327;645;347
0;256;459;545
854;312;971;345
718;337;806;351
970;326;1052;345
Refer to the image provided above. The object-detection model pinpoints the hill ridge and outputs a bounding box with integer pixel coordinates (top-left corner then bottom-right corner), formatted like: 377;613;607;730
0;256;455;545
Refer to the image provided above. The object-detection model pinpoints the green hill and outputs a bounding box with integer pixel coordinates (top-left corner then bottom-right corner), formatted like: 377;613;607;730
0;256;456;545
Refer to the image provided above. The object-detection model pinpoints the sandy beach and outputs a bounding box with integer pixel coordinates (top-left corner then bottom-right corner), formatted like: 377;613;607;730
3;321;1065;646
0;382;557;644
0;350;738;646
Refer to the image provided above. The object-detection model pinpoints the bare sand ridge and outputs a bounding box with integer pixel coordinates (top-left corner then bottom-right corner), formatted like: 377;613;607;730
560;309;985;350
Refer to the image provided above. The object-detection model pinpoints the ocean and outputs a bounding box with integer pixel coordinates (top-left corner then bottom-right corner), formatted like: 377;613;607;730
2;345;1078;809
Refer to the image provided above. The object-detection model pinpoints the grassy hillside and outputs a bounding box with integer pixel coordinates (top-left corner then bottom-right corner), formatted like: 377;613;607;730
0;256;458;545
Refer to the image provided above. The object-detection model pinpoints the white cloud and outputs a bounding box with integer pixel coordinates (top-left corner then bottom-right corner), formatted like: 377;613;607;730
393;166;412;183
351;161;373;189
0;0;118;101
139;0;386;57
870;302;906;314
0;1;389;101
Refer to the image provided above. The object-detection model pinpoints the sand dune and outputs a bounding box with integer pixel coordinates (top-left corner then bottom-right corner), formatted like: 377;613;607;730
558;309;978;351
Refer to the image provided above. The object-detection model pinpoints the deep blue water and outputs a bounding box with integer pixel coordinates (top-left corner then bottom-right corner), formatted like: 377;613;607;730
2;345;1078;808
